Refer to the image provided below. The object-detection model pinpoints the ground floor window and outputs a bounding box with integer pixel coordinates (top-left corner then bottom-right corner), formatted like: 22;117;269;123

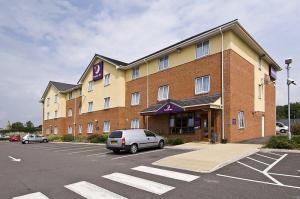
87;122;93;134
53;126;58;134
131;119;139;129
103;121;110;132
68;125;72;134
238;111;245;129
78;124;82;134
169;112;198;134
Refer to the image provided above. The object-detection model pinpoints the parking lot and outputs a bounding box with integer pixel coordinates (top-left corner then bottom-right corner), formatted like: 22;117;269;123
0;142;299;199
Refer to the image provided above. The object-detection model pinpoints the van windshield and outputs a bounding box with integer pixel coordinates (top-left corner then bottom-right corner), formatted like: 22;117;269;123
109;131;123;138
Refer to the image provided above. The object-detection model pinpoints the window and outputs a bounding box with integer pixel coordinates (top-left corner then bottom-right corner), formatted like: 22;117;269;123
158;85;169;101
54;110;58;118
79;89;82;96
47;98;50;107
88;102;93;112
88;81;93;92
104;74;110;86
68;92;73;100
68;108;73;117
258;57;262;70
131;119;139;129
195;76;210;94
132;67;140;79
104;97;110;109
78;124;83;134
79;106;82;115
238;111;245;129
196;41;209;58
54;94;58;103
53;126;58;134
258;78;264;99
103;121;110;132
144;130;155;137
87;122;93;134
68;125;73;134
47;112;50;120
131;92;140;106
159;55;169;70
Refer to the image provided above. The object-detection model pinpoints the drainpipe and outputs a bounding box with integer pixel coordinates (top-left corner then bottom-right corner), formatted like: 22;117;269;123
143;58;149;129
219;27;225;140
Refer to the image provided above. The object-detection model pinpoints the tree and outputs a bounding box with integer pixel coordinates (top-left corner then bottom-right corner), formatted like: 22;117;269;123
11;122;24;131
276;102;300;119
25;121;34;128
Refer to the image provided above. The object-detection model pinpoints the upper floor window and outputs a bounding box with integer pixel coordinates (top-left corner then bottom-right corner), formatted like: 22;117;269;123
131;92;140;106
54;94;58;103
68;92;73;100
88;81;93;92
159;55;169;71
104;74;110;86
258;57;262;70
54;110;58;118
104;97;110;109
46;98;50;107
103;121;110;132
196;41;209;58
238;111;245;129
88;102;93;112
158;85;169;101
258;79;264;99
68;108;73;117
132;67;140;79
79;89;82;96
79;106;82;115
195;76;210;94
131;119;139;129
87;122;93;134
47;112;50;120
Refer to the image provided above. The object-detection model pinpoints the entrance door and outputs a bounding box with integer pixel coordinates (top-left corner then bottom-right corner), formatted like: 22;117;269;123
261;116;265;137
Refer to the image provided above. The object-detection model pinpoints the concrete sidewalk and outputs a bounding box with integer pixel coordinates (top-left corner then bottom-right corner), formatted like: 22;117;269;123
154;142;262;173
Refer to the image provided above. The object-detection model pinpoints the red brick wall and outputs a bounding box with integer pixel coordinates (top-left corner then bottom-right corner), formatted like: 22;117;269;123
264;77;276;136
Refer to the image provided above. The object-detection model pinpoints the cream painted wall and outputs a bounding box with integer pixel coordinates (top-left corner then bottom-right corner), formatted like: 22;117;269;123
43;86;67;120
81;58;126;113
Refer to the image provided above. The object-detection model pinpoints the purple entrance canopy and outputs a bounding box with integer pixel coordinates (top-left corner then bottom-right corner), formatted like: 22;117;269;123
156;102;184;114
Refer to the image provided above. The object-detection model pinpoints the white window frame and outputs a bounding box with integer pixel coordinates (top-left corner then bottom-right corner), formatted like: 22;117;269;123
238;111;245;129
68;125;73;134
104;97;110;109
54;94;58;103
131;92;140;106
47;112;50;120
88;102;93;112
258;57;262;70
158;85;169;101
103;121;110;132
104;73;110;86
87;122;93;134
131;119;139;129
53;126;58;134
78;124;83;134
79;106;82;115
132;66;140;79
54;110;58;118
195;76;210;94
196;40;209;59
47;98;50;107
88;81;93;92
159;55;169;71
68;108;73;117
68;92;73;100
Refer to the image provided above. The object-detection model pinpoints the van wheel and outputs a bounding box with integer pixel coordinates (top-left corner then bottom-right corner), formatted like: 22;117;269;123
130;144;138;154
25;140;29;144
158;140;164;149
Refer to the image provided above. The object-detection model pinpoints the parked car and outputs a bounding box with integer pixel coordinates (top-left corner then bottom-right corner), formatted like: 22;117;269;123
106;129;166;154
276;122;288;134
9;134;21;142
22;134;48;144
0;134;9;141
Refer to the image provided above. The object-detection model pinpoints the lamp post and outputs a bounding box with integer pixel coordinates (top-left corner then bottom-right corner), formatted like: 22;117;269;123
285;58;296;140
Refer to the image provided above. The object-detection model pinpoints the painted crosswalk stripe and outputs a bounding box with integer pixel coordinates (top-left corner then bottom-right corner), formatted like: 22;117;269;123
102;172;174;195
13;192;49;199
132;166;199;182
65;181;127;199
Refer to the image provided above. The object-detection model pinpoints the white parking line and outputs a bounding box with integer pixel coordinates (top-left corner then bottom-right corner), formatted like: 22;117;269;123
111;149;165;160
269;172;300;178
102;172;174;195
68;148;105;154
13;192;49;199
237;161;263;173
65;181;127;199
132;166;199;182
53;146;102;152
255;153;278;160
266;152;283;157
87;152;110;157
246;157;270;166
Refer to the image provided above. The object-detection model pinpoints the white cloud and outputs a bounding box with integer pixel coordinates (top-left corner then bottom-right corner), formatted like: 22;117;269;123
0;0;300;126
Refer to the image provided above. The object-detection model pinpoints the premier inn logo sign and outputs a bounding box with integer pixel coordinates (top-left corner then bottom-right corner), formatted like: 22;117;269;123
93;61;103;81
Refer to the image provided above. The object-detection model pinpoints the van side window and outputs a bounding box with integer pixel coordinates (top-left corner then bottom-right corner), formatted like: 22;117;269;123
144;130;156;137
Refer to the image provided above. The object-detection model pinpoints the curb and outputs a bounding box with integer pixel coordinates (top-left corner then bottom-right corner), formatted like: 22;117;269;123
260;148;300;153
50;141;105;145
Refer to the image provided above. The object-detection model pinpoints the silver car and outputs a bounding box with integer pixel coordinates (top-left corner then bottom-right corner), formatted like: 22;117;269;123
22;134;48;144
106;129;166;154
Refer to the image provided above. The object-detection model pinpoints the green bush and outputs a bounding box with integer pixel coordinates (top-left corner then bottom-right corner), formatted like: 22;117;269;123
74;135;88;143
61;134;74;142
265;136;297;149
292;123;300;135
47;134;61;142
87;133;108;143
291;135;300;145
167;138;184;145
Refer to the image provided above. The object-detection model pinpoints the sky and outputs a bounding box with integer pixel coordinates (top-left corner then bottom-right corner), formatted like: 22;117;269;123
0;0;299;127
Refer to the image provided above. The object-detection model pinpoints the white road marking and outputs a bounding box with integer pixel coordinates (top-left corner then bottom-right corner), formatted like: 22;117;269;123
53;146;101;152
262;154;288;185
217;174;300;190
8;156;21;162
255;153;278;160
13;192;49;199
246;157;270;165
111;149;165;160
68;148;104;154
237;161;263;173
269;172;300;178
132;166;199;182
266;152;283;157
65;181;127;199
87;152;110;157
102;172;174;195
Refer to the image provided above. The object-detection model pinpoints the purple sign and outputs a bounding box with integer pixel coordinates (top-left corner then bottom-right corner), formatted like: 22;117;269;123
269;66;277;80
93;61;103;81
157;102;184;114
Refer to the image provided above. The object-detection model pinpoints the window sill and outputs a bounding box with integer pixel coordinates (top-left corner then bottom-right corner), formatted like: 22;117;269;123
195;91;209;96
131;104;140;107
195;54;209;60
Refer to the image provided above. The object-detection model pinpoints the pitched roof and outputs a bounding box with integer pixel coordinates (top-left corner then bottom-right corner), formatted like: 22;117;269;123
96;54;128;66
141;93;221;114
50;81;78;92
